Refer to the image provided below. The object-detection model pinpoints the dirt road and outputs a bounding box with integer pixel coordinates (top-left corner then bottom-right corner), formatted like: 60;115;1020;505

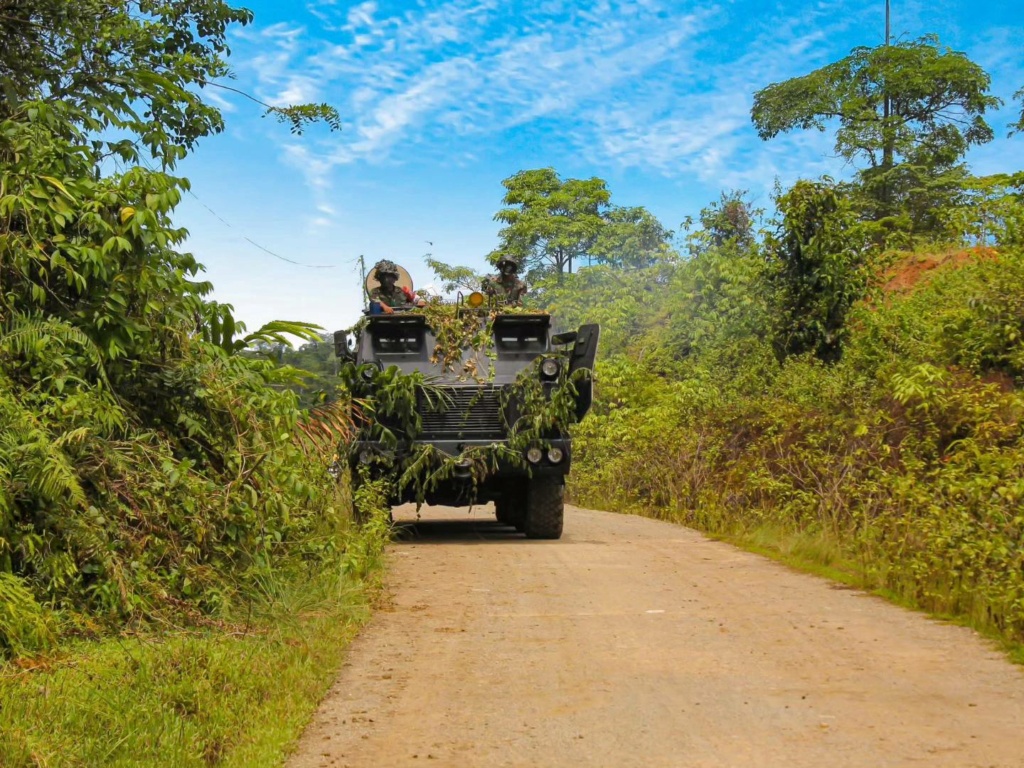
288;505;1024;768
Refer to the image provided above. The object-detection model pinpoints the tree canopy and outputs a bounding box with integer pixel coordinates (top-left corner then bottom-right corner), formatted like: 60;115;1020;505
491;168;673;282
0;0;344;644
751;36;1000;230
590;206;674;269
684;191;760;255
0;0;338;167
492;168;611;281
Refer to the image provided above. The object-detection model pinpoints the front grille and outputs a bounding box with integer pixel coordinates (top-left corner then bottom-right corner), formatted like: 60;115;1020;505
417;386;506;439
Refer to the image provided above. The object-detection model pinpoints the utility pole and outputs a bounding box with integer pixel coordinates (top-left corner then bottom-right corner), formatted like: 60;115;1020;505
883;0;891;124
881;0;893;211
358;254;367;307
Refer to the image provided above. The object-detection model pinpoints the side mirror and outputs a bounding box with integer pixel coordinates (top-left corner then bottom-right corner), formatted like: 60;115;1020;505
334;330;357;362
551;331;577;346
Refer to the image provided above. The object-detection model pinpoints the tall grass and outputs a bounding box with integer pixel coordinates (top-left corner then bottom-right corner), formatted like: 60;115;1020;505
0;503;391;767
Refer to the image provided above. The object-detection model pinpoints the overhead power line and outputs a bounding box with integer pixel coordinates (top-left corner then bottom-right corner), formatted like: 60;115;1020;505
133;150;336;269
185;189;336;269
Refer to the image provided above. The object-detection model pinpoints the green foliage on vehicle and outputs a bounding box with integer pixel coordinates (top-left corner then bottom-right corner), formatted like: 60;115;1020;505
340;304;588;507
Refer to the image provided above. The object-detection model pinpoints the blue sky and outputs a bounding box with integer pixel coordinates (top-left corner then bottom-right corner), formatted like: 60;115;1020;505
174;0;1024;334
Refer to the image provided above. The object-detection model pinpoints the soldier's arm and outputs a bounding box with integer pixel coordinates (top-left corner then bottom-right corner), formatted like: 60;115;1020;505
368;288;395;313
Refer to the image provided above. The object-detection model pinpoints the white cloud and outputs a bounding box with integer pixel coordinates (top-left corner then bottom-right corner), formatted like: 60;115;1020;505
346;1;378;29
267;75;321;107
240;0;718;183
204;88;237;113
232;0;950;201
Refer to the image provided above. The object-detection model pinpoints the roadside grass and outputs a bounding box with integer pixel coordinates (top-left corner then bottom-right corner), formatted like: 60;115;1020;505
713;521;1024;667
0;513;391;768
583;496;1024;667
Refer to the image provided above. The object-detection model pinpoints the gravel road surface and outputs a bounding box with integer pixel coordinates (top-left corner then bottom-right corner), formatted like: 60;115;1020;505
288;504;1024;768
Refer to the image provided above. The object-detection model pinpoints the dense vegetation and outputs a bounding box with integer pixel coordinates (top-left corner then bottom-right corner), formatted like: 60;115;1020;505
2;5;1023;760
518;39;1024;642
0;4;388;763
0;2;350;657
562;233;1024;641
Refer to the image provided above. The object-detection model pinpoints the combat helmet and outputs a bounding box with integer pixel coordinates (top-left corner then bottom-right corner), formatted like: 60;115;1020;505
496;254;521;271
373;259;400;277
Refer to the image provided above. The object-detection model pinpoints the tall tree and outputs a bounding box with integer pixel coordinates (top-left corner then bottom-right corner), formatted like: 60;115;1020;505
763;180;870;363
751;36;999;232
492;168;611;281
590;206;673;269
0;0;338;167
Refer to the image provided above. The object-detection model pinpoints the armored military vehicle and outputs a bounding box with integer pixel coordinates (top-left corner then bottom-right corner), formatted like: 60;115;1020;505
335;291;599;540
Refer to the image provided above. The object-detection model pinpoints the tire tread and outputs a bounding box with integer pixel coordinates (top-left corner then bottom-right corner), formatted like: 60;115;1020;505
524;478;564;539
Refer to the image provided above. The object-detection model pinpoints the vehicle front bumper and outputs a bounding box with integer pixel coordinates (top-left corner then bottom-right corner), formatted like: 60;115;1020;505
349;437;572;478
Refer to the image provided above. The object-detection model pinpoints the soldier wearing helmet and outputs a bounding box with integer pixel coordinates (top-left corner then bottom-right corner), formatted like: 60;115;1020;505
368;259;423;313
482;255;527;305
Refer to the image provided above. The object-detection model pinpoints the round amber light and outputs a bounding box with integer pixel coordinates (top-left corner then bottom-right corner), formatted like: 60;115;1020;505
467;291;485;308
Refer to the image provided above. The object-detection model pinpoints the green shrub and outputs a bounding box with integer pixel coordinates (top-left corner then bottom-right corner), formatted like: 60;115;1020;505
0;103;353;652
571;239;1024;641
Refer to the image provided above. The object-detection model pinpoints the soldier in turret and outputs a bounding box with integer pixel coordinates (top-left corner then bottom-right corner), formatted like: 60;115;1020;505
482;255;527;305
368;260;424;313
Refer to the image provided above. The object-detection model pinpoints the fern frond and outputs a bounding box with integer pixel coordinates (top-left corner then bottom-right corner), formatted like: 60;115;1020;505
1;313;113;390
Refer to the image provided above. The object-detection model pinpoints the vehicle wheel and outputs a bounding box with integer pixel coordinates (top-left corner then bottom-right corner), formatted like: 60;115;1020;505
496;483;526;529
524;478;563;540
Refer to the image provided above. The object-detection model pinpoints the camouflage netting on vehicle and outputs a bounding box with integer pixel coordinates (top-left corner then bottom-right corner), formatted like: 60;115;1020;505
340;302;589;508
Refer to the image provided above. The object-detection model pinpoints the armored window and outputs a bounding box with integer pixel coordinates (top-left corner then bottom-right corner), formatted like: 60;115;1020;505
371;329;424;353
492;314;550;353
366;315;427;355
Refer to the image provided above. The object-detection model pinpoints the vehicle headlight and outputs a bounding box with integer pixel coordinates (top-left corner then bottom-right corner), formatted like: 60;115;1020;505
526;447;543;464
540;358;560;379
546;447;564;464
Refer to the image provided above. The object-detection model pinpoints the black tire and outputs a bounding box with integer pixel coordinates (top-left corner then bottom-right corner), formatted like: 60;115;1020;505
496;483;526;528
524;478;564;540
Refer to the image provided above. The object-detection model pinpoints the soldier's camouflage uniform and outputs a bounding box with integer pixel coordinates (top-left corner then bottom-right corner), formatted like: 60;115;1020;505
482;274;527;304
369;259;416;308
369;283;415;308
